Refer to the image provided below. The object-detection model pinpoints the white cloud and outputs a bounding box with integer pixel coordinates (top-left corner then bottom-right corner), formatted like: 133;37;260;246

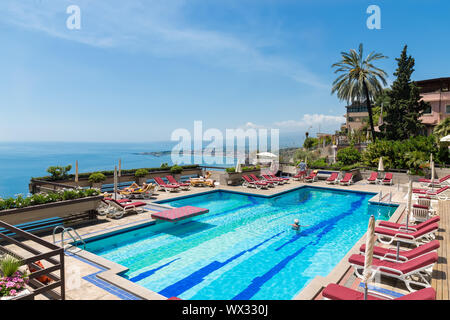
274;114;345;129
0;0;328;88
238;113;345;134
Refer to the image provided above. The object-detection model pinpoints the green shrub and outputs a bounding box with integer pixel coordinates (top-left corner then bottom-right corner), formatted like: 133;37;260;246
46;165;72;181
0;255;22;277
160;163;169;169
340;164;360;171
134;169;149;178
0;189;100;212
310;158;328;168
88;173;107;183
242;166;260;172
337;146;361;165
170;165;183;174
362;136;439;170
226;167;236;173
33;165;200;181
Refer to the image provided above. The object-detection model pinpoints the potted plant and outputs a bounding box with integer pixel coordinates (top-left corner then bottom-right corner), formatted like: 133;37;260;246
88;172;106;189
0;255;30;300
135;169;149;185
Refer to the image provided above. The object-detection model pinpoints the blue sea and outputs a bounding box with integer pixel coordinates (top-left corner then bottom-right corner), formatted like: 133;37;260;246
0;141;224;198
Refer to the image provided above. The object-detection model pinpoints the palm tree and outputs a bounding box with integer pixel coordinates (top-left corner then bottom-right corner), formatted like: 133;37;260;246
433;117;450;139
331;44;388;141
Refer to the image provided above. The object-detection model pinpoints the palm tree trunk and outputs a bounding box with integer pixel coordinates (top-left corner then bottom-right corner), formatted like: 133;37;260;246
363;81;377;142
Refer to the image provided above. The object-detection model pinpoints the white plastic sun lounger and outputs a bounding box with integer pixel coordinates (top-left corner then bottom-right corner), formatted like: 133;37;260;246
348;252;438;292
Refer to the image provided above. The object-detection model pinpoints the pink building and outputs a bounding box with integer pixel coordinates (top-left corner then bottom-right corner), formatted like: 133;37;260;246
417;77;450;135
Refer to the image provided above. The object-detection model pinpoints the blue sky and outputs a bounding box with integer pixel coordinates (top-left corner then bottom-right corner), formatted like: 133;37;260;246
0;0;449;143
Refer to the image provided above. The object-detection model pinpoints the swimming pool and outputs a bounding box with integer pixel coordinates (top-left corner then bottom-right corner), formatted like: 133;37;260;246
84;187;397;300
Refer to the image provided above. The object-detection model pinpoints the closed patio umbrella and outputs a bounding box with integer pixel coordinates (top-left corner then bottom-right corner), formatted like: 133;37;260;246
235;159;242;173
75;160;79;183
119;158;122;177
378;157;384;172
114;165;118;200
270;159;277;174
363;215;376;300
431;159;435;192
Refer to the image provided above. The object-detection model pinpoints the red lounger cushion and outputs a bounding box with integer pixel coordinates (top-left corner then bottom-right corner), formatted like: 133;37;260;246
378;216;440;231
322;284;435;300
151;206;209;222
375;223;438;239
360;240;440;261
322;284;382;300
123;201;146;208
395;287;436;300
349;252;438;275
327;173;338;181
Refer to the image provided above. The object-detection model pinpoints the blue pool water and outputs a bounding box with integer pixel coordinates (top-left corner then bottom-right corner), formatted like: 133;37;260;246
84;187;397;300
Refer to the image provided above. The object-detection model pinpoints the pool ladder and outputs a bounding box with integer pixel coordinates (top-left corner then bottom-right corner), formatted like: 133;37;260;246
53;226;86;254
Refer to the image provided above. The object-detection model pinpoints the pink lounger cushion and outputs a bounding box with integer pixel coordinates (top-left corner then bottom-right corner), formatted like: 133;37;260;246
322;283;436;300
340;173;353;182
375;223;438;239
243;175;268;185
367;172;378;181
360;240;440;261
419;175;450;184
348;252;438;275
413;186;449;195
327;173;338;181
378;216;440;231
151;206;209;222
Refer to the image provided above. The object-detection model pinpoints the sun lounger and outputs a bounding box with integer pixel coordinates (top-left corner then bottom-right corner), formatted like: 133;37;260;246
381;172;393;185
103;198;146;219
154;177;180;192
374;223;438;246
367;172;378;184
377;216;440;232
326;172;339;184
339;173;353;185
242;175;269;189
128;183;155;199
292;171;307;181
304;171;318;183
418;174;450;187
250;174;278;186
412;186;449;200
322;283;436;300
166;175;191;190
262;174;284;184
269;172;290;183
348;252;437;292
360;239;440;262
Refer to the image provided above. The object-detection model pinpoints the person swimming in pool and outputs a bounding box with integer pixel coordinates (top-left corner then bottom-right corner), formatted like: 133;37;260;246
290;219;309;232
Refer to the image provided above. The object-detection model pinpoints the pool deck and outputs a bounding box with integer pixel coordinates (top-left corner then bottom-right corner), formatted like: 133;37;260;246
5;178;447;300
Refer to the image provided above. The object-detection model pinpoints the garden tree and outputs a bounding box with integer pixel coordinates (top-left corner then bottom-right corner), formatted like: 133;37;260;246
434;117;450;139
381;45;430;140
303;137;318;150
46;165;72;181
332;43;388;141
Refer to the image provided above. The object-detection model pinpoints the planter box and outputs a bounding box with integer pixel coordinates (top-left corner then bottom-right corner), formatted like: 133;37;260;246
1;289;31;300
340;168;362;182
0;195;103;226
222;170;261;186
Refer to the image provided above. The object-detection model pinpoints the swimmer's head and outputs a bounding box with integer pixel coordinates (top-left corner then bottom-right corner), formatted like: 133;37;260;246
294;219;299;225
